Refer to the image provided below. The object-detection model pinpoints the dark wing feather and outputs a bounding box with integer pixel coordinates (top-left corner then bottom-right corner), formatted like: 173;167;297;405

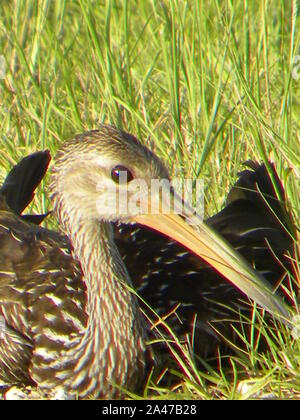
0;151;51;223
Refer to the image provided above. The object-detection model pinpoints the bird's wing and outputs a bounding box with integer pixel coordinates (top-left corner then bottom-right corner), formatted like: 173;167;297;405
0;151;51;224
0;319;34;385
0;211;87;385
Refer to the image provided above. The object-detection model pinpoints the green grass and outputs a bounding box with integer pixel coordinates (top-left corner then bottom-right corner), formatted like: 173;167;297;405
0;0;299;399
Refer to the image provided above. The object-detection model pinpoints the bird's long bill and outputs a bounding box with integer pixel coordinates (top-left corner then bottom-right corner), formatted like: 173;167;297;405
135;191;291;322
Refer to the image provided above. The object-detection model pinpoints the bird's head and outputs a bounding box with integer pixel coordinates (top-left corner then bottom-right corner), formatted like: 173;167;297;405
51;125;171;224
50;124;291;322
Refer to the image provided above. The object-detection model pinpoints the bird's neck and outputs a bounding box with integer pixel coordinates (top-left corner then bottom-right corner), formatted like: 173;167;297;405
59;211;147;397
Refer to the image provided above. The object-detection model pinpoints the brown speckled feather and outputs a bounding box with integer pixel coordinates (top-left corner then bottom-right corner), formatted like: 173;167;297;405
0;209;87;385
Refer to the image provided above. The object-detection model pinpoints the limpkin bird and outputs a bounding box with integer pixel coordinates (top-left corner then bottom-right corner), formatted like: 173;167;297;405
0;125;292;399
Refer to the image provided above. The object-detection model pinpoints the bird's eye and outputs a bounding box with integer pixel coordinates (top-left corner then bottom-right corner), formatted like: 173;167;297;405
111;165;134;184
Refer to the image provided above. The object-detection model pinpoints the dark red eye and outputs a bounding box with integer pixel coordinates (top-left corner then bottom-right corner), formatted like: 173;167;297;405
111;165;134;184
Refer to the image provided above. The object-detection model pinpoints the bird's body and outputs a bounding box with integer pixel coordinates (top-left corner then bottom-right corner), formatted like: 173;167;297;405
0;126;293;398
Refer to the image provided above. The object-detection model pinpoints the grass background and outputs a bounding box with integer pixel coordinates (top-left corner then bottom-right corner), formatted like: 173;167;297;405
0;0;299;399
